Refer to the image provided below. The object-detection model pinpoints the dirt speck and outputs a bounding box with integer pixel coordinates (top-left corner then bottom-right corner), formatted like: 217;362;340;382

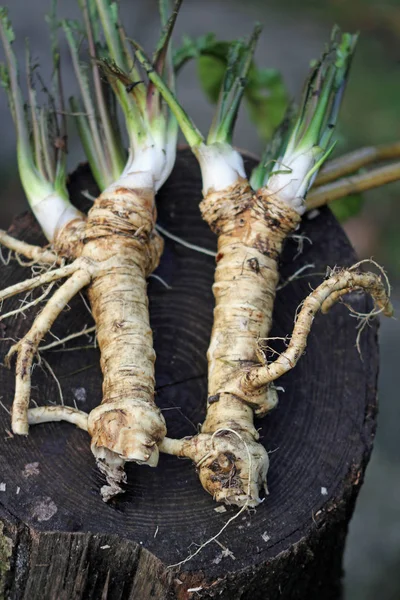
31;497;58;522
72;387;87;404
262;531;271;543
22;462;40;478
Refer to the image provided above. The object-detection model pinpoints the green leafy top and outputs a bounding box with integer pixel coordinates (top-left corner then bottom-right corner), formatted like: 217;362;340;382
0;6;68;205
63;0;180;190
62;12;125;189
96;0;179;138
207;25;261;144
251;28;358;201
133;25;262;149
174;32;288;142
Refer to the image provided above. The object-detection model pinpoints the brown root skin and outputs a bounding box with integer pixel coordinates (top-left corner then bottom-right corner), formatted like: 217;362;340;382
53;214;87;260
174;181;301;506
190;430;269;507
194;393;271;506
87;402;166;466
160;267;392;508
194;180;392;507
160;427;269;508
6;185;167;499
81;188;166;490
200;182;300;412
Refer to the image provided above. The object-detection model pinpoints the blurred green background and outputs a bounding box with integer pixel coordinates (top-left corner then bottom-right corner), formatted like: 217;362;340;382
0;1;399;598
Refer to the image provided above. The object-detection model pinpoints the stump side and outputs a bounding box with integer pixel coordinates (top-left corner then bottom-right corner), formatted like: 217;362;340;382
0;150;379;599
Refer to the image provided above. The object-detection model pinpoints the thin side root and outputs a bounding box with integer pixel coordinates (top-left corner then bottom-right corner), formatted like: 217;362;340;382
159;436;188;456
0;283;55;322
39;324;96;352
243;269;393;391
321;287;355;313
0;229;61;265
27;405;89;431
8;269;91;435
0;259;82;304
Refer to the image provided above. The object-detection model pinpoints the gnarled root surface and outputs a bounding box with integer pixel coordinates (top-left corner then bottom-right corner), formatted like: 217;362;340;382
161;423;269;508
3;186;167;500
161;183;393;508
82;187;166;499
159;181;300;506
197;182;299;505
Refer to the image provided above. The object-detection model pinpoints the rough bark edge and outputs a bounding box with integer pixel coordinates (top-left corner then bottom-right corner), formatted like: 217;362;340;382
0;504;174;600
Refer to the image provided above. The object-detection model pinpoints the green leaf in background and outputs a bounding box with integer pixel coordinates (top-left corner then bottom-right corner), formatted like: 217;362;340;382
330;193;364;221
197;45;230;103
245;67;288;140
174;33;289;141
173;33;220;72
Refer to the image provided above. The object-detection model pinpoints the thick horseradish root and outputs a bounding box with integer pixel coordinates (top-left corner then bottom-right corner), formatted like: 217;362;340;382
4;184;167;500
0;0;180;499
84;187;167;498
143;27;395;506
161;181;300;506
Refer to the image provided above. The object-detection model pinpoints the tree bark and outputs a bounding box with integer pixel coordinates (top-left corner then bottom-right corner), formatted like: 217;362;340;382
0;150;379;599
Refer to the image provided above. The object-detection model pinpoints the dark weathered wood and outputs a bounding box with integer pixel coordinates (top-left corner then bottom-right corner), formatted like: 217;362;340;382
0;150;379;599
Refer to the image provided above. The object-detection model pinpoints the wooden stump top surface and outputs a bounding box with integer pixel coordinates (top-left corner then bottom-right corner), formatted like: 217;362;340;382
0;150;378;595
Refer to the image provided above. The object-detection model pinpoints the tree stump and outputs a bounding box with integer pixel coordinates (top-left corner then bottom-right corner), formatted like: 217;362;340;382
0;150;379;600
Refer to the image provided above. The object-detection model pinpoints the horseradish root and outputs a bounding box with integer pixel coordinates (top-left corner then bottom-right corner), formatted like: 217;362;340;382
160;182;300;506
0;1;179;499
84;186;167;493
160;265;392;507
0;1;396;509
140;29;389;507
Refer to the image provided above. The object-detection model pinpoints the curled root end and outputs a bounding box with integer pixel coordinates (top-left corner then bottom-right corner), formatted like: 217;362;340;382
242;266;393;391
